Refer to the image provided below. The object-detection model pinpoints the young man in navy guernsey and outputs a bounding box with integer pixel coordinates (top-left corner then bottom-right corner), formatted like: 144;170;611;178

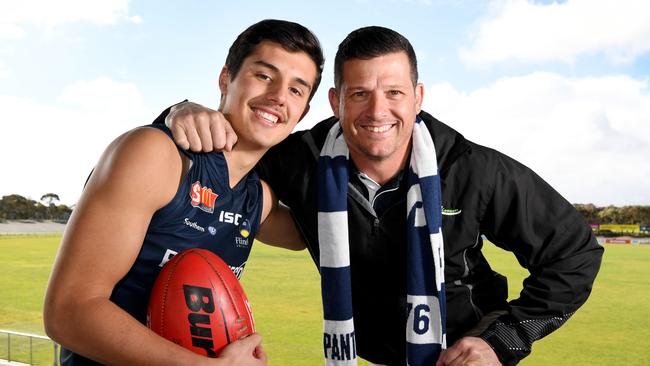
43;19;323;366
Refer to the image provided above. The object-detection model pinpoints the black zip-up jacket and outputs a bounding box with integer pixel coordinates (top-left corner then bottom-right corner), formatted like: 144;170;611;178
255;110;603;365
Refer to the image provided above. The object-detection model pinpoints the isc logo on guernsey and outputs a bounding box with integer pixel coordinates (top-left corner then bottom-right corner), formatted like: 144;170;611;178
190;181;218;213
219;211;242;225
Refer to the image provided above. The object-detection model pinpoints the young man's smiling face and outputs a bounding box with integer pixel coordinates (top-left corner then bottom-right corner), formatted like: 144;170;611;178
219;40;317;151
329;51;423;178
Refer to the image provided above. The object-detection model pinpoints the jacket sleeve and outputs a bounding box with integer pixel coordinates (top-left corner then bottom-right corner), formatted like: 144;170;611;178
477;150;603;365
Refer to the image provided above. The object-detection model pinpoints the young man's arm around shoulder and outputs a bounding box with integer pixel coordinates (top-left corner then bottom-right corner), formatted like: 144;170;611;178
44;127;266;366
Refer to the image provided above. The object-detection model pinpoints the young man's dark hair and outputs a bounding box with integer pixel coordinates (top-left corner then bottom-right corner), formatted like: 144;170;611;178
333;26;418;90
225;19;325;100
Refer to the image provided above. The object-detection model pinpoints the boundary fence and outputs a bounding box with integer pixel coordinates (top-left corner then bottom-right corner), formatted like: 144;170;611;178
0;329;58;366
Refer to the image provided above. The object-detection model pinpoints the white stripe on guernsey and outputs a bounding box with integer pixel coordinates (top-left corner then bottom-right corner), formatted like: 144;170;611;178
411;123;438;177
319;211;350;268
321;126;349;158
406;185;427;228
324;318;358;366
430;232;445;292
406;295;443;345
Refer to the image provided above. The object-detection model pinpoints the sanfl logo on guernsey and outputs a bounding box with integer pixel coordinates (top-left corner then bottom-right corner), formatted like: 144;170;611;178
190;181;218;213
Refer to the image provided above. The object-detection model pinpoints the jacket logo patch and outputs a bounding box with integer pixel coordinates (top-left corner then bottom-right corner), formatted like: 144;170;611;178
442;206;462;216
190;181;218;213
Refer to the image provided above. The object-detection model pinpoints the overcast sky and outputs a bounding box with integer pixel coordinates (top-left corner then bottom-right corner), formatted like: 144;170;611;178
1;0;649;206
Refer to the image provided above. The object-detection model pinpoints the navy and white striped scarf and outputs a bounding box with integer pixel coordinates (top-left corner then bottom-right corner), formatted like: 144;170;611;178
317;118;446;365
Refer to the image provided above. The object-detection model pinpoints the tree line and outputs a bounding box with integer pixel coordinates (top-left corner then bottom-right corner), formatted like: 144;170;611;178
1;193;648;226
574;204;650;225
0;194;73;222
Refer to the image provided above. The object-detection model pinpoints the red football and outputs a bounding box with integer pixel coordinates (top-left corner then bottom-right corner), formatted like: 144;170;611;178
147;248;255;357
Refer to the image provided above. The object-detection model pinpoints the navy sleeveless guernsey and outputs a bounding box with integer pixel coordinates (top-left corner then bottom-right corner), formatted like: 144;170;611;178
61;124;263;365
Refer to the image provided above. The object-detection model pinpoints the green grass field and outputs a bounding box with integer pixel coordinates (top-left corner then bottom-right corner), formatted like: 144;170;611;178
1;234;649;365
